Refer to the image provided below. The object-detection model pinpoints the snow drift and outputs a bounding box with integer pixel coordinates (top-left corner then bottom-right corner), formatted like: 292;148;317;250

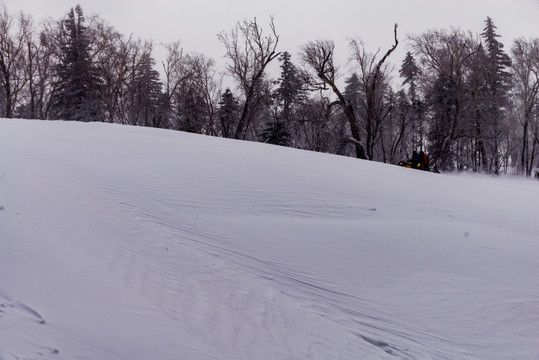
1;118;538;360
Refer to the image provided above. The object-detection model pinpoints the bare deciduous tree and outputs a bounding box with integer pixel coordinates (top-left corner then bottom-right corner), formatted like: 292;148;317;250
24;19;57;120
409;28;479;170
349;24;399;160
161;41;187;101
218;17;280;140
184;53;222;135
300;39;366;159
0;5;32;118
91;18;134;123
511;38;539;176
161;41;192;128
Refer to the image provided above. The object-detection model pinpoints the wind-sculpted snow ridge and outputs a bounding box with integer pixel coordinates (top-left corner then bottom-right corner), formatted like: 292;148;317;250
0;119;538;360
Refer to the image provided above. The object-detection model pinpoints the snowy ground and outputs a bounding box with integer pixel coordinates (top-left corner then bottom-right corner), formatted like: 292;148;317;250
1;118;538;360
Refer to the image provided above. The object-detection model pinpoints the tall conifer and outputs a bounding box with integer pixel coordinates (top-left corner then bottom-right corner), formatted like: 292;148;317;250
50;5;104;122
480;17;512;173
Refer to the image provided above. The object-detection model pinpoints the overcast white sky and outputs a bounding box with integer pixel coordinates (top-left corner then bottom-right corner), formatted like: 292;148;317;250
3;0;539;74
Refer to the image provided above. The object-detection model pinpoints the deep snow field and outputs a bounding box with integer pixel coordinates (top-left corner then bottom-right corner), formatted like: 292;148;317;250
0;118;538;360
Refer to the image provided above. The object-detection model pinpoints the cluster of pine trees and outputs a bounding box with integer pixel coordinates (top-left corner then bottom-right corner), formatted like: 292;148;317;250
2;5;539;175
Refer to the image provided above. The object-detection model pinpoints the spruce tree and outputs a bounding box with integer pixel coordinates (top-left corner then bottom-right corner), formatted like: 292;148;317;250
400;52;419;101
258;51;304;147
218;88;239;138
274;51;306;125
49;5;104;122
482;17;512;93
479;17;512;173
129;52;163;127
177;85;206;133
399;52;425;152
259;120;291;146
343;73;362;118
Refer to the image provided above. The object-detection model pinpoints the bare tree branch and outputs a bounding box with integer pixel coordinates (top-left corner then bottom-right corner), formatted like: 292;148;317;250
300;39;366;159
218;17;280;139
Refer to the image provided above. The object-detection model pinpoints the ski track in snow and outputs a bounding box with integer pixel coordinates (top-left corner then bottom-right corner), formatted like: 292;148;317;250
76;156;472;359
1;119;539;359
0;293;60;359
94;185;419;358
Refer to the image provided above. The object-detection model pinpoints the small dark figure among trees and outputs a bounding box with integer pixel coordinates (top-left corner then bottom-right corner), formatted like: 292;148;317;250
398;150;431;172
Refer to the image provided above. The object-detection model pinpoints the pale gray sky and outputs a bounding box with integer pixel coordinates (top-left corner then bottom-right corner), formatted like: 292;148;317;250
3;0;539;73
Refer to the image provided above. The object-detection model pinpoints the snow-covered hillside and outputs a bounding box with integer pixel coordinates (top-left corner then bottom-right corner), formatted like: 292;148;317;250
1;118;538;360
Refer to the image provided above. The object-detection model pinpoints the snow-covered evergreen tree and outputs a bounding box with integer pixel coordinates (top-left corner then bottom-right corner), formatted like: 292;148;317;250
176;85;206;133
343;73;362;118
49;5;104;122
274;52;306;126
259;119;291;146
399;51;425;153
218;88;239;138
128;51;163;127
479;17;512;173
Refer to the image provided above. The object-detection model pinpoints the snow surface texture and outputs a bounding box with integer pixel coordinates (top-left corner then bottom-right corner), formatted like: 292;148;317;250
1;118;538;360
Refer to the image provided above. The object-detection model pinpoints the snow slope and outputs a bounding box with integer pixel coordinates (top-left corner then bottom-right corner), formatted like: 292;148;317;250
1;118;538;360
